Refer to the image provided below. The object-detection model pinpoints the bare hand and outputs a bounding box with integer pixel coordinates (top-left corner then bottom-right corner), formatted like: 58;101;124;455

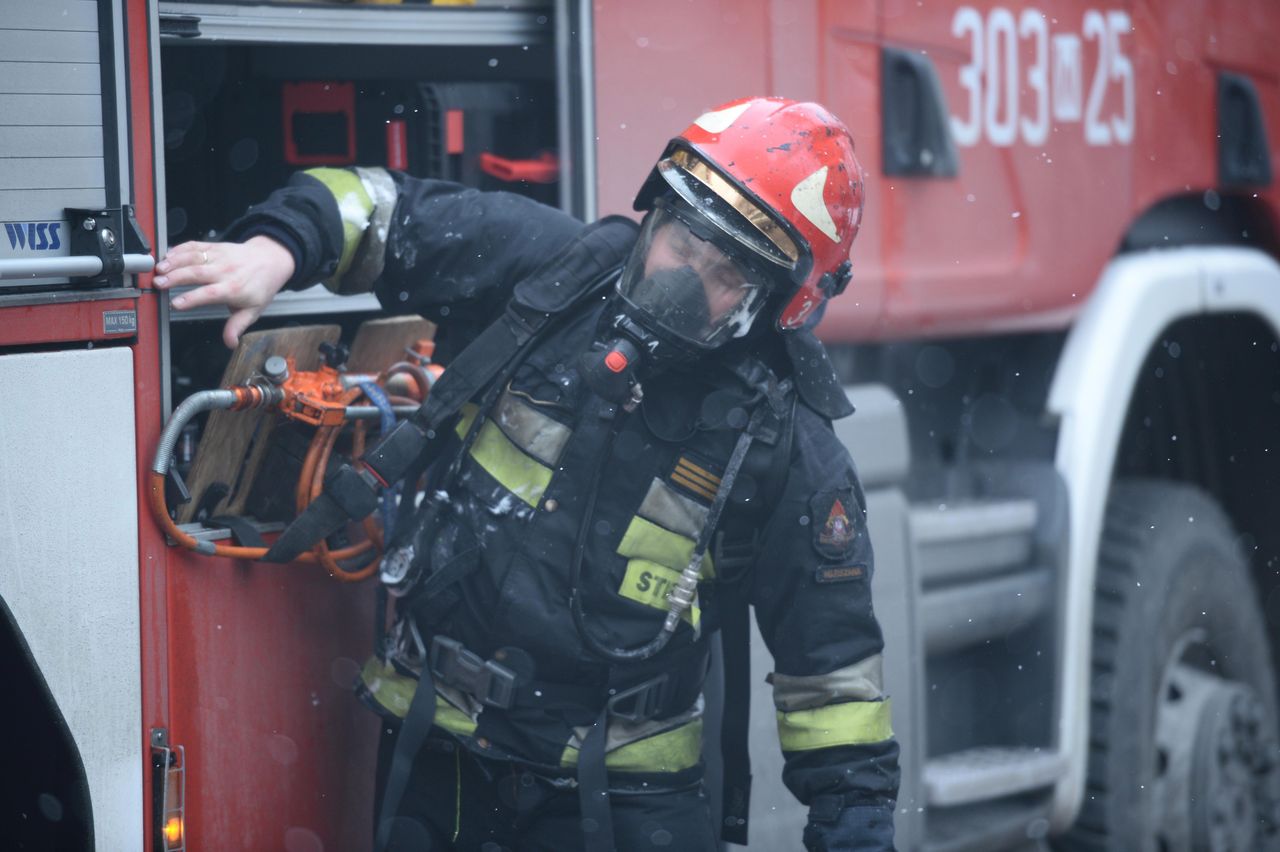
154;236;297;348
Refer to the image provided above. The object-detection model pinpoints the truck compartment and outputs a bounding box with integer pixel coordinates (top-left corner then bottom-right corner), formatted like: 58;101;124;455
149;6;569;849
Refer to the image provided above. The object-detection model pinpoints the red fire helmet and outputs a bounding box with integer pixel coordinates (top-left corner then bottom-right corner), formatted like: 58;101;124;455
634;96;866;331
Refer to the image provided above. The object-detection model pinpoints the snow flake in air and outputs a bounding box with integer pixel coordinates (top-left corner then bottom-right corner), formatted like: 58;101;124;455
790;166;840;243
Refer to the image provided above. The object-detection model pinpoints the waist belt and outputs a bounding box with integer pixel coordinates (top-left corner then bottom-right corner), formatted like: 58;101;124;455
425;634;708;852
374;633;705;852
428;635;692;724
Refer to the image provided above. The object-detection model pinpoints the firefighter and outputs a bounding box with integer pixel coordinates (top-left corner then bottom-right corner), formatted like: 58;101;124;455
156;97;899;852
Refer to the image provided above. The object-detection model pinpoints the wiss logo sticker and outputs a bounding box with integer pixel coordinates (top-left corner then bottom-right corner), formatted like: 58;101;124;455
4;222;63;251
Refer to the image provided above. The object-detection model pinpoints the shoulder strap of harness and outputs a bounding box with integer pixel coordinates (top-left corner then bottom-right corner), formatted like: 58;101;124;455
416;215;640;433
262;215;638;565
712;360;798;846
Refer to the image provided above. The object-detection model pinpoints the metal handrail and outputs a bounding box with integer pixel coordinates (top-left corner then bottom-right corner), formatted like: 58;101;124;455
0;253;154;280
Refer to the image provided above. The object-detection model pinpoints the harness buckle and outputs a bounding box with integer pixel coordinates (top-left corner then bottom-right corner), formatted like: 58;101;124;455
713;529;762;581
503;303;545;343
387;618;428;673
606;673;671;723
429;636;517;709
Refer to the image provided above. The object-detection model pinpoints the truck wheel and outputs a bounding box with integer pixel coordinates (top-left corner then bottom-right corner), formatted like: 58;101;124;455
1062;480;1280;852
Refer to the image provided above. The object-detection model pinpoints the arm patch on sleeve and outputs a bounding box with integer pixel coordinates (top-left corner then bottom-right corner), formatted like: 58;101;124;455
811;488;861;560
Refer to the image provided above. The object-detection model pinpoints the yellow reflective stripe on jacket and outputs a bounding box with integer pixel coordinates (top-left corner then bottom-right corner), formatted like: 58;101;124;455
637;478;708;541
434;698;479;737
492;389;571;466
467;419;553;506
303;167;373;287
455;400;556;507
360;656;417;718
776;699;894;752
560;719;703;774
616;516;714;579
769;655;885;712
358;657;478;736
618;559;698;626
455;403;479;440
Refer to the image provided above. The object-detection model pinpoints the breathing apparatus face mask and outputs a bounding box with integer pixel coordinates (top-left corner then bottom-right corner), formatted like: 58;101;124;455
619;201;777;350
580;200;783;403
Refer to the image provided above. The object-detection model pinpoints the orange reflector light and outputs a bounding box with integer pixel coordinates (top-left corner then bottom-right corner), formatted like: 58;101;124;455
604;350;629;373
163;816;183;846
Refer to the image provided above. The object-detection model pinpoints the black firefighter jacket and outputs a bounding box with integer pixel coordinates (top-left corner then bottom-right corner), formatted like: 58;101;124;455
224;167;900;838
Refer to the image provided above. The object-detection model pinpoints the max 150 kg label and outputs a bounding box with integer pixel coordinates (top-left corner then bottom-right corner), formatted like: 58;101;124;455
103;309;137;335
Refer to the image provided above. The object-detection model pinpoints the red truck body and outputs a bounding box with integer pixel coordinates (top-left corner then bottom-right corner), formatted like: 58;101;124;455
3;2;1280;851
597;1;1280;340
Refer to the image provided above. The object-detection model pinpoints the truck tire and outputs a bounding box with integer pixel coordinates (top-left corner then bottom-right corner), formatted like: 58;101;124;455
1061;480;1280;852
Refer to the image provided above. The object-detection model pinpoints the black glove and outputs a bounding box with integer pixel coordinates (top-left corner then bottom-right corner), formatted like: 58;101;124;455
802;796;896;852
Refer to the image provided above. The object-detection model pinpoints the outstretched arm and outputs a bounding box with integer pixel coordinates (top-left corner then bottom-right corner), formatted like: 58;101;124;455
156;168;584;349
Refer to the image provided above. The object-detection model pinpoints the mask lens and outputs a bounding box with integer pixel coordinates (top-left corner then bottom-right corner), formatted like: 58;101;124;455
617;205;772;349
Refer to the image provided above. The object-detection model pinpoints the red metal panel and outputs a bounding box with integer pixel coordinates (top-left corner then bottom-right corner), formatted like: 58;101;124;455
1131;0;1280;223
0;295;141;347
1128;0;1216;218
592;0;771;220
1207;0;1280;80
857;0;1134;340
123;3;380;849
164;550;379;851
594;0;1280;343
810;1;885;339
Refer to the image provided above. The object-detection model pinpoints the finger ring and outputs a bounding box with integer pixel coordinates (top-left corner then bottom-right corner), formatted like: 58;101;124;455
201;250;209;265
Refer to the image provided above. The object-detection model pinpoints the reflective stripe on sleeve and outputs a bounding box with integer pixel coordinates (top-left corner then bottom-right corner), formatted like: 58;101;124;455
769;655;885;712
341;166;397;294
303;167;374;290
776;698;894;751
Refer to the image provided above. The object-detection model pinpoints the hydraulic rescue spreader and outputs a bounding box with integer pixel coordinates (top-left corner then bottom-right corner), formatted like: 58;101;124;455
147;343;441;580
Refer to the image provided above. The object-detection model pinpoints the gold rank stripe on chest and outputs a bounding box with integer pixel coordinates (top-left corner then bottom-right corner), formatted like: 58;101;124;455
670;456;722;501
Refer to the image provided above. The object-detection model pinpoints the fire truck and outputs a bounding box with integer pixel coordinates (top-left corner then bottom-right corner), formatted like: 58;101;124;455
2;1;1278;850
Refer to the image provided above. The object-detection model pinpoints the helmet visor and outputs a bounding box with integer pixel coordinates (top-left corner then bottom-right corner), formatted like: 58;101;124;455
658;149;800;270
617;202;777;349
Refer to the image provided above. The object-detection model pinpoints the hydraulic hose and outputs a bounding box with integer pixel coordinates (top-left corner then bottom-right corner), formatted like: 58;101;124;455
383;361;435;401
148;387;294;559
570;397;757;663
308;412;380;582
148;382;387;570
151;389;241;476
